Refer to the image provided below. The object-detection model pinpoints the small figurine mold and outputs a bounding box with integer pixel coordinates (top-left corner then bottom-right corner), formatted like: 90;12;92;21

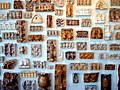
19;58;30;69
47;15;53;28
3;43;17;57
26;3;34;11
65;51;76;60
0;12;8;21
3;72;19;90
104;25;114;41
95;12;105;24
52;0;64;7
24;12;32;19
76;8;91;16
81;19;91;27
91;27;103;39
56;18;65;27
84;73;99;83
14;0;24;9
19;46;27;54
115;32;120;40
77;42;87;50
96;0;108;10
16;20;27;43
114;24;120;30
61;28;74;40
3;59;17;69
109;8;120;22
55;64;66;90
31;44;42;57
33;61;46;69
67;0;74;4
73;73;79;83
66;4;73;17
47;40;57;62
22;80;36;90
101;74;111;90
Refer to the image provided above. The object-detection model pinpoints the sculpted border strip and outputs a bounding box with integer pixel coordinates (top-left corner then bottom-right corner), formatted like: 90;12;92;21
0;2;11;9
35;4;55;12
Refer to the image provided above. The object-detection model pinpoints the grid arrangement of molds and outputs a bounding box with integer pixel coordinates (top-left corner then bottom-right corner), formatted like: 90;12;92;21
0;0;120;90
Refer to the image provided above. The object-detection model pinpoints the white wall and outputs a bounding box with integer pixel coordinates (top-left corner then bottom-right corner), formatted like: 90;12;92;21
0;0;120;90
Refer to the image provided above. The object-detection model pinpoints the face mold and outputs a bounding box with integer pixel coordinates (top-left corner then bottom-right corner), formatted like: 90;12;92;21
38;73;51;90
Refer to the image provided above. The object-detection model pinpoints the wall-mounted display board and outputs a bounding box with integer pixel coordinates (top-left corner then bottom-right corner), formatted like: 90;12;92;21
0;0;120;90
